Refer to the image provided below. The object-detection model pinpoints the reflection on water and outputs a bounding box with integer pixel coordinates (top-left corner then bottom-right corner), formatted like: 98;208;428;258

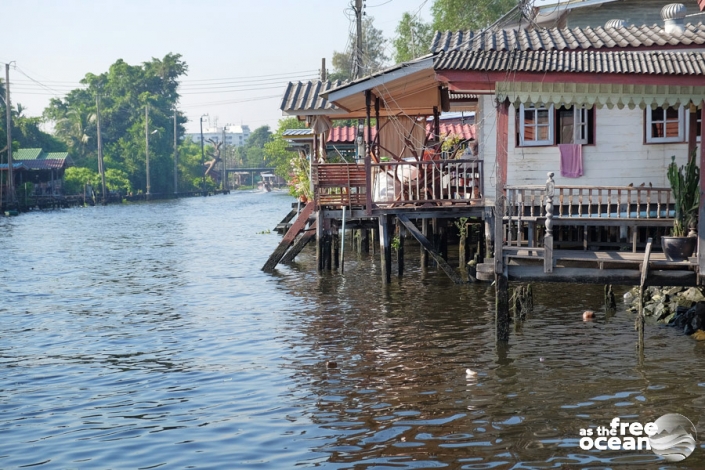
0;191;703;469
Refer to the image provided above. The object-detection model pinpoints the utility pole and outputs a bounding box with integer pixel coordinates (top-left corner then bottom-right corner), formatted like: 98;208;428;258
321;58;326;82
145;105;150;196
96;92;106;204
5;63;15;206
173;109;178;195
221;126;227;191
200;115;206;195
353;0;364;80
353;0;365;161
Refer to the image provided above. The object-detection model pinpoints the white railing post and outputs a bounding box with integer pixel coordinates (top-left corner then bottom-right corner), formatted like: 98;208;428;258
544;172;555;273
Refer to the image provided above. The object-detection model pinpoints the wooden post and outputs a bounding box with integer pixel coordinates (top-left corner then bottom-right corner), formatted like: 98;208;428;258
459;223;467;269
333;232;340;269
495;99;510;342
544;172;555;274
379;215;391;284
421;218;429;268
397;217;405;277
699;101;705;285
361;228;369;253
637;238;653;352
398;214;465;284
262;202;315;272
316;210;324;272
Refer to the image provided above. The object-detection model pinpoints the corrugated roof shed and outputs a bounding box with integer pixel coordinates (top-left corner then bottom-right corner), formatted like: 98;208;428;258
431;23;705;53
434;50;705;75
280;80;346;115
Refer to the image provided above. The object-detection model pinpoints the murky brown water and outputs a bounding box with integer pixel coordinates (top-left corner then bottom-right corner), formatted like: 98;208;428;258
1;191;703;468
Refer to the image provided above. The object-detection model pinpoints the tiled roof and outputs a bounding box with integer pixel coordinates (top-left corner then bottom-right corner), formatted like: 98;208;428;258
22;160;69;170
434;50;705;75
431;23;705;53
430;123;476;141
280;80;346;114
12;148;70;162
13;148;43;161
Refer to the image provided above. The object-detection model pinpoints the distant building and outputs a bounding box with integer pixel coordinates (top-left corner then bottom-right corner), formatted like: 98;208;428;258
186;124;251;147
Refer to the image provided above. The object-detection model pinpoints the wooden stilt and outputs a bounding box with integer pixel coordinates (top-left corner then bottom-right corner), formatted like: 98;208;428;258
324;231;332;271
262;202;315;272
637;238;652;352
361;228;370;253
340;206;346;273
495;98;510;342
496;273;510;341
280;220;317;264
397;218;405;277
333;233;340;269
317;210;324;272
421;218;429;268
398;214;464;284
379;215;391;284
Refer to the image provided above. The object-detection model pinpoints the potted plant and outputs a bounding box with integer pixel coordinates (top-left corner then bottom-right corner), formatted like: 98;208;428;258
288;151;312;203
662;154;700;261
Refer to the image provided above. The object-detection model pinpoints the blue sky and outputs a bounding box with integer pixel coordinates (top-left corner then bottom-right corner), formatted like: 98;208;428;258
3;0;435;133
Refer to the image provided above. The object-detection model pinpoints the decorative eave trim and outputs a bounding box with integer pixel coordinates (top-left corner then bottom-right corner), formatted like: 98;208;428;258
496;81;705;109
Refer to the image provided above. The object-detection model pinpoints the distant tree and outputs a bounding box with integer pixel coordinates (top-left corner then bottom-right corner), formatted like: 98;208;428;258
330;16;388;81
431;0;517;32
43;53;189;194
234;125;272;168
393;12;433;63
264;117;307;179
63;167;99;195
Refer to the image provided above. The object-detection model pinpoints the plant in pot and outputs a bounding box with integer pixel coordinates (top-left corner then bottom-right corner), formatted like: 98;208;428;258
288;151;312;203
662;154;700;261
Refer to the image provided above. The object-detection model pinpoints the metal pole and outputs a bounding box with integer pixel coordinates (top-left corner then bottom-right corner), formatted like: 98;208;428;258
200;117;205;195
6;63;14;205
145;105;150;196
340;205;346;273
173;110;178;195
97;93;106;203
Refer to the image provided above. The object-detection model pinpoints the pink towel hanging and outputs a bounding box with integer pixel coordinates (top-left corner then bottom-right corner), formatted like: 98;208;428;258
559;144;583;178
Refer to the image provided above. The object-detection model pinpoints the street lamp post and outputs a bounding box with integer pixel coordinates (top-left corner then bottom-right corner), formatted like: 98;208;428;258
200;114;208;195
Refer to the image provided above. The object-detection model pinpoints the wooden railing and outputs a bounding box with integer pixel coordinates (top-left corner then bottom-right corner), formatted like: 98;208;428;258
502;172;675;273
370;159;483;207
312;163;367;209
506;182;674;221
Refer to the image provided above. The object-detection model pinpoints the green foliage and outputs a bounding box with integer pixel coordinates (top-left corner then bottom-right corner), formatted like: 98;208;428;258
264;117;307;179
330;17;388;81
104;168;132;194
431;0;517;32
391;236;401;251
63;167;100;195
43;53;189;194
393;12;433;63
455;217;469;237
287;151;312;200
233;125;272;168
667;154;700;236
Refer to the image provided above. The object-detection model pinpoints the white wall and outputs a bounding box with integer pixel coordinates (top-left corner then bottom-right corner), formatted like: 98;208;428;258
477;95;693;204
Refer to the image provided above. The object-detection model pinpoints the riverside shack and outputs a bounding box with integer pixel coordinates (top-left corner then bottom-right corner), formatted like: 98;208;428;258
265;3;705;345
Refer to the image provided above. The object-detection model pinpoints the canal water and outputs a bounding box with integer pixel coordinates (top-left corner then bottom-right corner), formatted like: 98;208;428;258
1;191;703;469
